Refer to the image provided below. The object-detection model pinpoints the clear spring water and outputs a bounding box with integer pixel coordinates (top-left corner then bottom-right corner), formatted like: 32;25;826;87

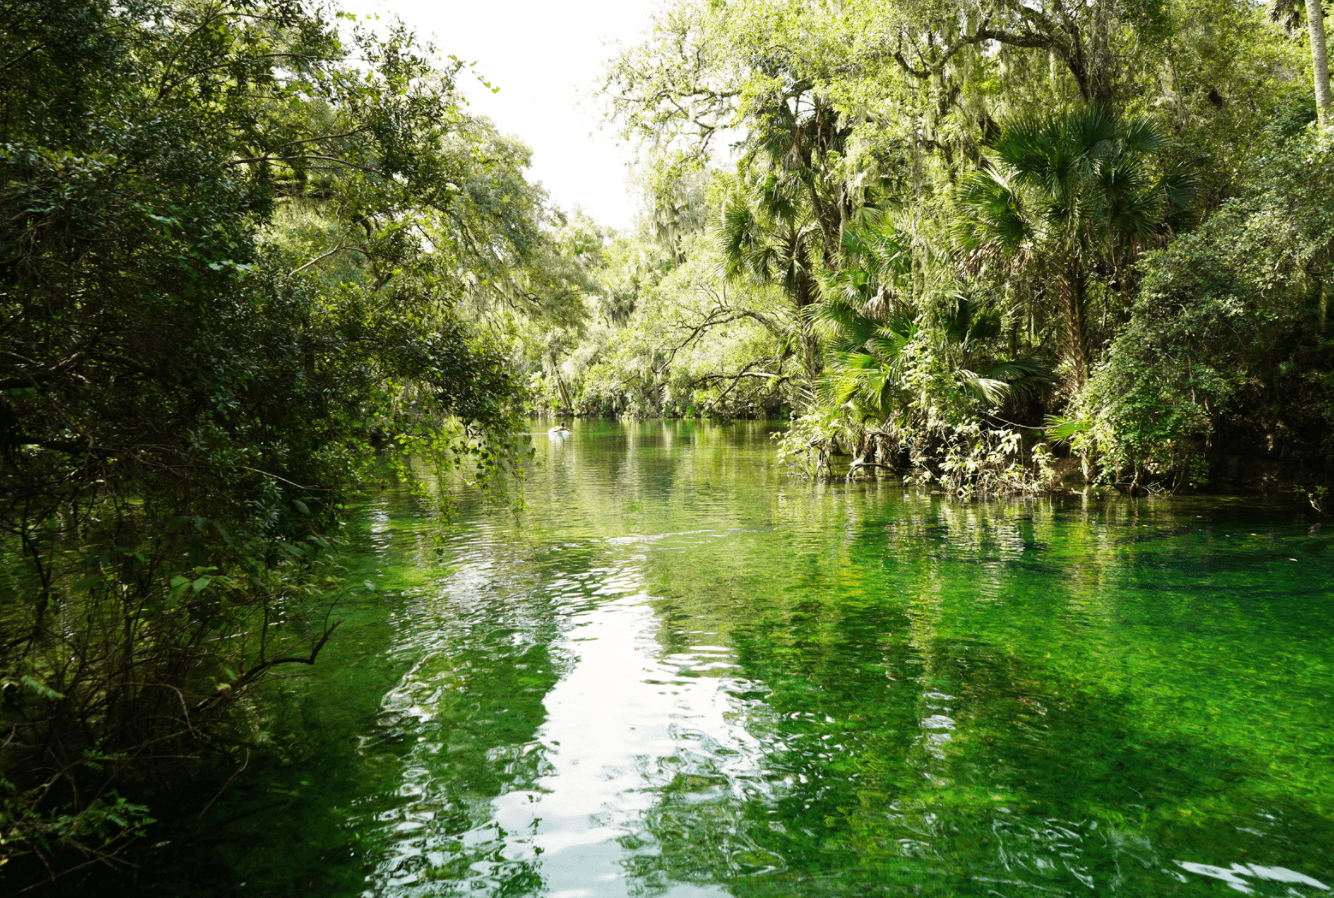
136;420;1334;897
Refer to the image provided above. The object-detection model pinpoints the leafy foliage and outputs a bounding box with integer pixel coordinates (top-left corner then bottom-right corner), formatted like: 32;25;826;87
1077;124;1334;488
592;0;1328;495
0;0;550;882
955;108;1194;386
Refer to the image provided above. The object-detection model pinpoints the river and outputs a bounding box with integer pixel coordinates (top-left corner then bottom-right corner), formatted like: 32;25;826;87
138;420;1333;897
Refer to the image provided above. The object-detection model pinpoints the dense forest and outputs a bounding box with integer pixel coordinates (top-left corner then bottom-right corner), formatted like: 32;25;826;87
1;0;1332;889
566;0;1334;501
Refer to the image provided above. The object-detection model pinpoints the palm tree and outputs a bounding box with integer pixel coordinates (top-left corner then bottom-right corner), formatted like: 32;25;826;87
810;208;914;421
955;108;1193;388
717;90;855;391
718;168;825;385
816;211;1050;425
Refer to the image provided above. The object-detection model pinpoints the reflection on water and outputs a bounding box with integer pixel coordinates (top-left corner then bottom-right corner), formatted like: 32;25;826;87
1178;860;1330;894
135;420;1334;898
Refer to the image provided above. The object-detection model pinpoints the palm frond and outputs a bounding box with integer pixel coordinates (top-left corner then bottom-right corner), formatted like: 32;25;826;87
954;170;1029;256
825;351;898;415
1045;413;1090;445
975;356;1054;398
718;204;759;279
957;368;1012;405
1063;106;1118;161
1160;168;1198;229
867;317;916;360
1116;118;1164;157
812;300;876;349
968;307;1004;343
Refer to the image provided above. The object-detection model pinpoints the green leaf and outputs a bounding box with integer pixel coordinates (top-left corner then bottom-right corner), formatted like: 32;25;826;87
20;676;64;701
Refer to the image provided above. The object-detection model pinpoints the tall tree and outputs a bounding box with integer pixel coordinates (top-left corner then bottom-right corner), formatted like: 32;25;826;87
0;0;546;880
1310;0;1333;124
955;109;1193;387
1272;0;1333;124
719;169;825;386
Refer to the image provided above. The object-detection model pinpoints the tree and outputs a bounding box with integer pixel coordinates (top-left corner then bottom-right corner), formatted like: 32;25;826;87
594;0;1320;489
955;108;1194;387
572;231;794;419
1269;0;1332;125
719;169;824;387
0;0;546;882
1309;0;1333;124
1076;124;1334;489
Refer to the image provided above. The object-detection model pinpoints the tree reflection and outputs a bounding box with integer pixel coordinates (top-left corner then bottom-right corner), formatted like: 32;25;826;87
622;490;1334;896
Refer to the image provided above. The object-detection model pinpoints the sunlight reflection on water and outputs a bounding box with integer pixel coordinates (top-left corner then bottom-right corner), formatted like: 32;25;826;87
356;520;784;896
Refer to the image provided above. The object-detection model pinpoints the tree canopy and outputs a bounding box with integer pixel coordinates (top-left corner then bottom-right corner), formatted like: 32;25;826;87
564;0;1330;496
0;0;572;882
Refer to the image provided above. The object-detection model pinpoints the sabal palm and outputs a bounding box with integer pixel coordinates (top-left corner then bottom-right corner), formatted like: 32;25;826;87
717;93;853;387
718;167;825;382
818;211;1049;422
812;209;915;419
955;108;1192;387
748;93;853;267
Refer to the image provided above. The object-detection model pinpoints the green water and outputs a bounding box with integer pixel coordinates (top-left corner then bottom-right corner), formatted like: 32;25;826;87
140;420;1334;897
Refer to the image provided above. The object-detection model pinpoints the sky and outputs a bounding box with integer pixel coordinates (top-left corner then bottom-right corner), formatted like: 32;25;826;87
343;0;663;231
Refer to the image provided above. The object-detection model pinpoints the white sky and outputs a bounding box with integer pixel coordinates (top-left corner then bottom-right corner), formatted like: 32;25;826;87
345;0;663;231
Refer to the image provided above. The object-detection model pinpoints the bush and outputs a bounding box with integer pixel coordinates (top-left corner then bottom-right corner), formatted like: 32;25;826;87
1075;124;1334;489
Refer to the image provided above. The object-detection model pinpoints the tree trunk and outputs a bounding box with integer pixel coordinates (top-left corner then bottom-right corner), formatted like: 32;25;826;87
1309;0;1332;125
554;372;572;414
792;241;822;386
1057;268;1091;388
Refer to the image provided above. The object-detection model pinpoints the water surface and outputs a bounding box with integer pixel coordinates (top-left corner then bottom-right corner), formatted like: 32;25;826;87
144;420;1334;897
